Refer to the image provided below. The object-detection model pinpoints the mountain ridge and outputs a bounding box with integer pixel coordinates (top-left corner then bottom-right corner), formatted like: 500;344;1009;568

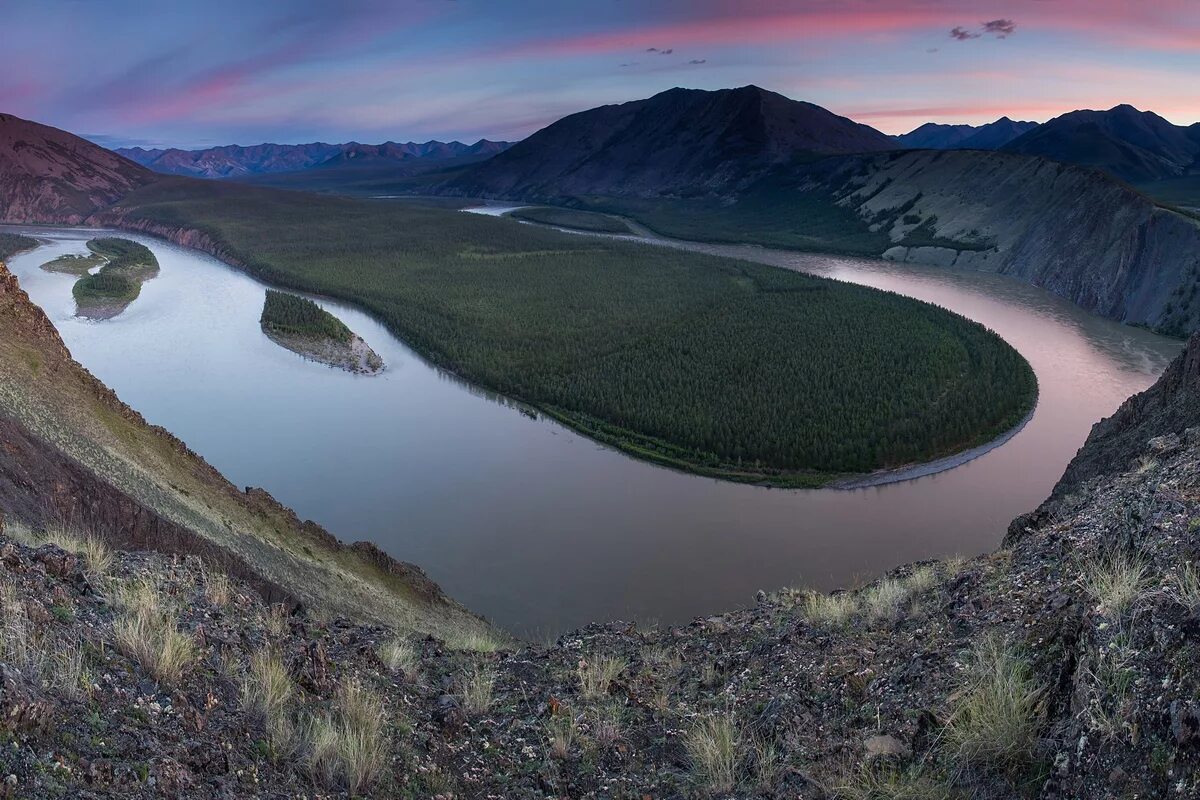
1002;103;1200;182
116;138;513;179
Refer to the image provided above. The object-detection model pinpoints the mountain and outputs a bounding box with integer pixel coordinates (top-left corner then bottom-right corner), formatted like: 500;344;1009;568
895;122;977;148
117;139;513;179
449;85;896;198
956;117;1039;149
0;113;155;223
895;117;1038;150
1002;104;1200;182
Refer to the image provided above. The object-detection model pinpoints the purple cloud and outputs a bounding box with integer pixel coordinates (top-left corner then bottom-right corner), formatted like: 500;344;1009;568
982;19;1017;37
950;26;980;40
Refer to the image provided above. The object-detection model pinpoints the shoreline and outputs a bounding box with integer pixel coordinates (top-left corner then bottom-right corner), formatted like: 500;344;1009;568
261;326;384;375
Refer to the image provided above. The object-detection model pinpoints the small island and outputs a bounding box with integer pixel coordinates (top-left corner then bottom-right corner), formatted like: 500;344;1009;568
260;289;384;374
71;237;160;319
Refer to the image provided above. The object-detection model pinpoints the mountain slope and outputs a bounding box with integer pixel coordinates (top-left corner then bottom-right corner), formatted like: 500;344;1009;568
0;113;156;223
118;139;513;179
449;85;896;198
1003;104;1200;182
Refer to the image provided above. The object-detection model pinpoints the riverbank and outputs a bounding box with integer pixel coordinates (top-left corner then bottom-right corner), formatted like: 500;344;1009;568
262;327;384;374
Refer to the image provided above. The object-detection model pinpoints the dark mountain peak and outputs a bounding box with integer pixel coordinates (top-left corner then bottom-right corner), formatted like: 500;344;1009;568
448;87;895;199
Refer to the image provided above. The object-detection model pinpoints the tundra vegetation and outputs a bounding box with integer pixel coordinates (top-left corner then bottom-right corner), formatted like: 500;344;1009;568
105;180;1036;483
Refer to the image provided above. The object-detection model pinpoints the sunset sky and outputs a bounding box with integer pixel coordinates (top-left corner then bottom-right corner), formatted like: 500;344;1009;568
3;0;1197;149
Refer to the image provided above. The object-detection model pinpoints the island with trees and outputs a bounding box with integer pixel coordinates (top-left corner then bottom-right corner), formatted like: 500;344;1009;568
260;289;384;375
71;237;160;319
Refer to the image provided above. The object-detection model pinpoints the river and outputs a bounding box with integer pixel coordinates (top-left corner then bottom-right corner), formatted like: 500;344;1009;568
2;222;1181;637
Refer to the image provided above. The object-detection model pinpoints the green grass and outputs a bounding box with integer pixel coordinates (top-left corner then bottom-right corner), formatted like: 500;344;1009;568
41;253;106;275
261;290;352;343
0;232;38;261
106;178;1036;481
508;206;630;233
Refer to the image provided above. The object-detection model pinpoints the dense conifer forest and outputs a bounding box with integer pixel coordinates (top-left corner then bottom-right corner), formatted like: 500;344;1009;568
260;290;352;342
105;180;1037;482
0;232;38;261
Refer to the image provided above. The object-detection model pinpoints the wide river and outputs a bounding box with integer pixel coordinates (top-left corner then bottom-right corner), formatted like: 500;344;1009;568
3;221;1181;637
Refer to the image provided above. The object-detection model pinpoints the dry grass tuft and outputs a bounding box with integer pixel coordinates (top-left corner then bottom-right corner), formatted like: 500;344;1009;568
685;712;742;794
204;570;233;607
547;712;577;759
943;637;1043;776
442;625;505;653
242;650;297;755
111;579;196;685
863;578;909;624
263;604;291;638
41;528;114;578
1171;563;1200;613
833;763;957;800
906;565;939;594
379;637;420;681
459;664;496;715
306;679;388;794
1082;552;1150;618
578;655;627;699
802;591;859;628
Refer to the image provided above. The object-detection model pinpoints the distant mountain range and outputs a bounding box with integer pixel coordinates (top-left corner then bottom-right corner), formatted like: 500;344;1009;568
896;118;1038;150
1000;104;1200;183
115;139;513;179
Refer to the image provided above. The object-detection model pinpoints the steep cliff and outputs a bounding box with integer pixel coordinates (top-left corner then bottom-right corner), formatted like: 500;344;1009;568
810;149;1200;332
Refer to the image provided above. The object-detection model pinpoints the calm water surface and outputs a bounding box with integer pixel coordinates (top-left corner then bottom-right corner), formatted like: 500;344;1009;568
3;223;1180;637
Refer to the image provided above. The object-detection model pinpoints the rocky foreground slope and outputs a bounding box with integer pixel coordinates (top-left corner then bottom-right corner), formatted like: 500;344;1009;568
3;320;1200;799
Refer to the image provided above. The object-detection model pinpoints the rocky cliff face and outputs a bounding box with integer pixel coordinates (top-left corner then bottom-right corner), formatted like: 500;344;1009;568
800;149;1200;332
0;113;155;223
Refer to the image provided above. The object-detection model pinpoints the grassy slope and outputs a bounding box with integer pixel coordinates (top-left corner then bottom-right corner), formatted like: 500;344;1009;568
100;179;1035;483
0;257;492;641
